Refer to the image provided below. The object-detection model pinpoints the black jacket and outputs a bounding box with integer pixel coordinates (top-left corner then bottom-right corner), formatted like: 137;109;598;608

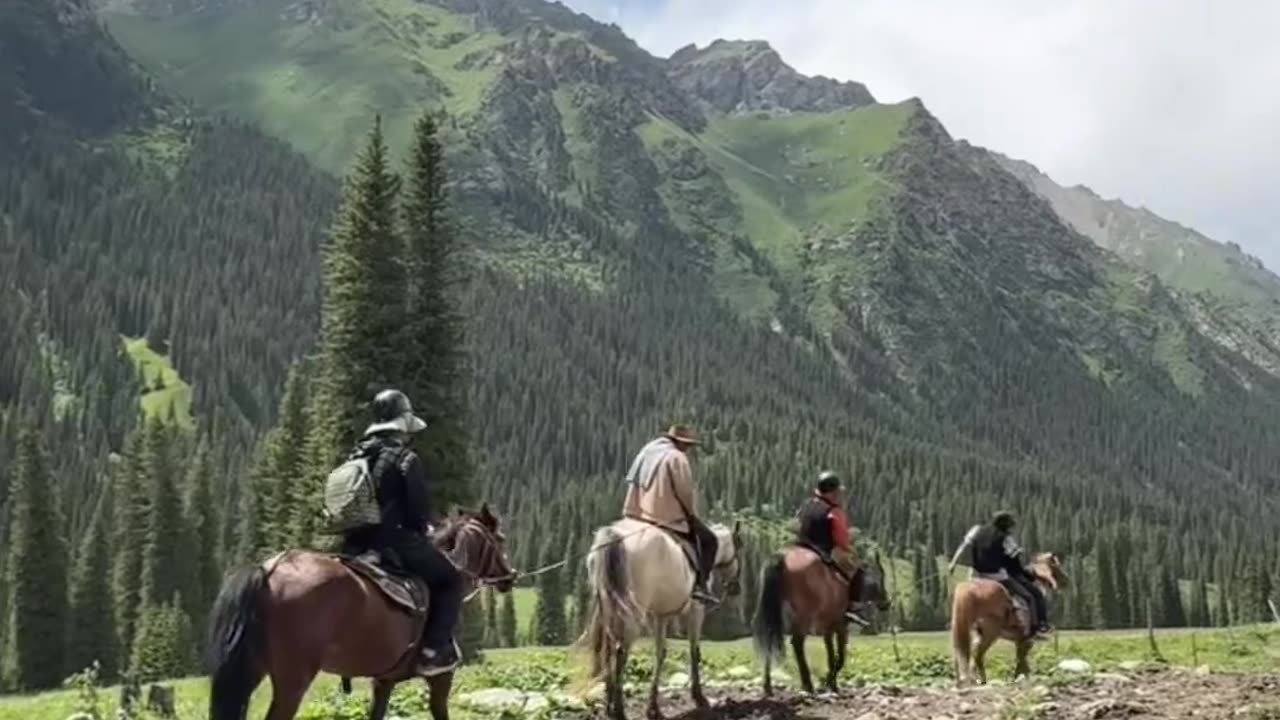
354;433;438;536
970;523;1026;577
797;495;837;554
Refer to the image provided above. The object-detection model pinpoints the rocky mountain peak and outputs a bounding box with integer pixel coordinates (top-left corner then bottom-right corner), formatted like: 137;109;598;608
666;38;875;115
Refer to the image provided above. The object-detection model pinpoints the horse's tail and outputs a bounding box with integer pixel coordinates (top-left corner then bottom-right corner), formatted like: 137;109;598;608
207;565;269;720
950;583;973;682
577;526;639;681
752;552;787;664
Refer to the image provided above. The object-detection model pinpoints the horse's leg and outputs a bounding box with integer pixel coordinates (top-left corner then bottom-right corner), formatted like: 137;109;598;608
791;634;814;694
648;619;666;720
608;642;629;720
368;680;395;720
972;632;998;686
762;645;773;698
687;603;709;709
1013;641;1032;680
426;672;454;720
822;632;837;693
833;626;848;692
265;666;319;720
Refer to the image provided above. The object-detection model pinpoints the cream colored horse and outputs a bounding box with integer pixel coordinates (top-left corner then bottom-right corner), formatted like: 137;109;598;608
579;518;743;720
950;552;1067;685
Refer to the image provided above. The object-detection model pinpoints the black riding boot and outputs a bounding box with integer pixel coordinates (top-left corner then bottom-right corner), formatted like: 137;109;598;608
690;523;720;605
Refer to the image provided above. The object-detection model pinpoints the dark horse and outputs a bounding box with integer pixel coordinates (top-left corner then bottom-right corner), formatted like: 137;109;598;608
207;505;516;720
753;548;890;695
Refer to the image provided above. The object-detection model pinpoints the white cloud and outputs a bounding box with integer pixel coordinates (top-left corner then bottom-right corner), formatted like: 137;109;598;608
566;0;1280;272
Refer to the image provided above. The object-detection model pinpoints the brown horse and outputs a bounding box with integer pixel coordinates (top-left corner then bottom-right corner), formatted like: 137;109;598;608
950;552;1066;685
206;505;516;720
753;548;890;695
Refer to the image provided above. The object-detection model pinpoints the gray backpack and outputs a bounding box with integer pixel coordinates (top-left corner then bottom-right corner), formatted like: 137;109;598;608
321;449;383;534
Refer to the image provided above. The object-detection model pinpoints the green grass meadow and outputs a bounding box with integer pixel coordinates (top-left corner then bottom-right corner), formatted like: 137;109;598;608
5;625;1277;720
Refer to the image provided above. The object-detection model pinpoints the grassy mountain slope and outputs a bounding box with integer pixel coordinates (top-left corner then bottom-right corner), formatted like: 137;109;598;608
991;151;1280;376
96;0;1280;513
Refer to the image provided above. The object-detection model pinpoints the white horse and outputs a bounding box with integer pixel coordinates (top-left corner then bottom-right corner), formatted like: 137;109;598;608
579;518;743;720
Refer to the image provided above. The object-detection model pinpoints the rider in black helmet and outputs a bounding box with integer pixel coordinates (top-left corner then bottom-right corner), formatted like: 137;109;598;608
341;389;463;676
948;510;1051;640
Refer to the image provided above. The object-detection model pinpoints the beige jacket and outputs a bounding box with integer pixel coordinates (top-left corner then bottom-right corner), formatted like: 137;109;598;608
622;440;696;533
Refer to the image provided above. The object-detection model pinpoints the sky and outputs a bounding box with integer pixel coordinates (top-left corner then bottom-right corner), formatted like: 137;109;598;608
563;0;1280;273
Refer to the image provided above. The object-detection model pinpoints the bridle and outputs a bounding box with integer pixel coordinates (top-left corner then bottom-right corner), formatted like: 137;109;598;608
449;518;516;588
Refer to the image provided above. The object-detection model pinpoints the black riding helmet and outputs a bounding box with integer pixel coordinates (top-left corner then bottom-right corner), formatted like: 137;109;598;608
816;469;841;493
364;388;428;436
992;510;1016;532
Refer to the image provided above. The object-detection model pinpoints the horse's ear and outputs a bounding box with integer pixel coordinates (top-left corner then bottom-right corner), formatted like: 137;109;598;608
732;519;742;536
479;502;497;525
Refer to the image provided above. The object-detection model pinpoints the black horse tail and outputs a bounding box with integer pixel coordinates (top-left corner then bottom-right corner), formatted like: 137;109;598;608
752;552;787;663
207;565;269;720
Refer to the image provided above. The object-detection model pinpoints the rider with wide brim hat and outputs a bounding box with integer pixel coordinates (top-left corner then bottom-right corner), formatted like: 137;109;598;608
622;423;719;604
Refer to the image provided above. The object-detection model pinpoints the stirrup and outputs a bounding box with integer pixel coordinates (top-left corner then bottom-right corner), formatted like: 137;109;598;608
845;609;871;628
691;586;720;606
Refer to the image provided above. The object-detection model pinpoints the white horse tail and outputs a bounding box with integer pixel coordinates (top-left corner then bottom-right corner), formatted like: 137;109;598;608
752;552;787;664
579;526;639;681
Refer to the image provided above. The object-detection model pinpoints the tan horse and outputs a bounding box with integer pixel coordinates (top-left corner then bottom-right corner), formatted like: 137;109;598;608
950;552;1066;685
206;505;516;720
753;547;890;695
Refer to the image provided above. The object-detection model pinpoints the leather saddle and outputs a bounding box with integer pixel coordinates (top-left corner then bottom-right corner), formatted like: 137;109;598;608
794;540;853;582
338;549;430;618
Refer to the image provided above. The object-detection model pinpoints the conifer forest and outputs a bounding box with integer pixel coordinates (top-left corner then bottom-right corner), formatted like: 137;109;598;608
3;0;1280;694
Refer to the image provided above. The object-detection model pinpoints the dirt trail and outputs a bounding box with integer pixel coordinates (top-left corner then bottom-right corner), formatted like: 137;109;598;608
612;669;1280;719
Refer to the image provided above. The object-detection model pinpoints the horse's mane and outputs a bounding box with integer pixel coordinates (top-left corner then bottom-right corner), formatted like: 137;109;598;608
433;507;501;551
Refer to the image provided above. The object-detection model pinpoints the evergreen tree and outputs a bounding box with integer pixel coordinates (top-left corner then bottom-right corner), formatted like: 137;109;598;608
499;589;518;647
298;116;404;544
483;588;498;647
181;437;219;643
1;427;68;690
67;485;118;682
1187;576;1211;627
533;543;568;646
138;418;185;609
1214;580;1231;627
129;599;195;683
256;363;311;551
458;593;487;663
401;112;472;511
110;431;146;674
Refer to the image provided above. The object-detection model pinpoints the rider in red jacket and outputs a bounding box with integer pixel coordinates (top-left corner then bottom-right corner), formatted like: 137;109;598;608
796;470;866;626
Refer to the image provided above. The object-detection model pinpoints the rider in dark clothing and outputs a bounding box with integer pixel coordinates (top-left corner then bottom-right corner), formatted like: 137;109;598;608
795;470;867;626
950;511;1050;639
341;389;463;677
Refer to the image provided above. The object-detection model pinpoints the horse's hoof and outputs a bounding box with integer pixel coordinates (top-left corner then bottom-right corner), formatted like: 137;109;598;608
646;706;662;720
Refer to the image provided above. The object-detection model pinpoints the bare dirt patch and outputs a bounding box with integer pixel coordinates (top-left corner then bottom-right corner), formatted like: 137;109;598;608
609;669;1280;720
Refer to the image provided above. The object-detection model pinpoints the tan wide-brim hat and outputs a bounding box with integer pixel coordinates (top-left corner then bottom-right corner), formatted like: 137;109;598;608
663;424;700;445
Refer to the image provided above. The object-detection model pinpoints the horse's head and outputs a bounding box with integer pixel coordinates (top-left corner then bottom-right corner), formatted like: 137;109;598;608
443;503;516;593
1029;552;1067;592
711;520;744;597
855;551;892;612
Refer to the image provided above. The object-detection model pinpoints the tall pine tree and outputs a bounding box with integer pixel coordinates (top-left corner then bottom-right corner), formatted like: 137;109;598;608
110;431;146;674
400;112;472;511
297;116;405;545
138;418;186;610
1;426;68;690
67;484;118;681
256;363;311;551
181;437;220;643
